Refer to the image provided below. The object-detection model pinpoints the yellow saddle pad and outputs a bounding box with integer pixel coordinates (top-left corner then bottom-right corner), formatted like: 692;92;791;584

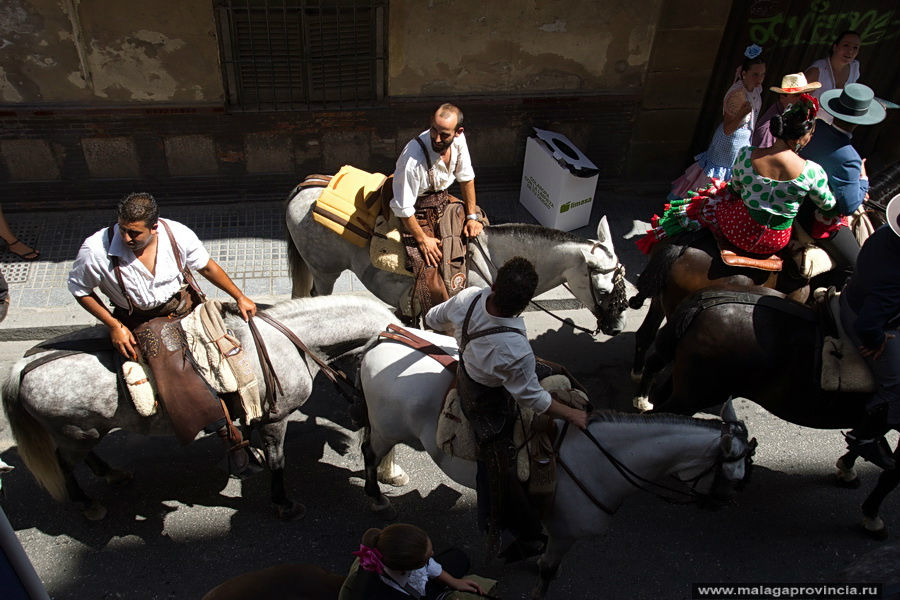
312;165;387;247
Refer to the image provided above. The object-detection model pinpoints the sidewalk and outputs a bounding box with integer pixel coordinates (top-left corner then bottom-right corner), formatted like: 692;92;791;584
0;186;659;341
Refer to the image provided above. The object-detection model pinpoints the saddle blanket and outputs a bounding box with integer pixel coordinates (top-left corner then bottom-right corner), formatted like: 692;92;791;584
820;291;876;393
436;374;589;487
123;301;263;422
370;212;414;278
312;165;387;248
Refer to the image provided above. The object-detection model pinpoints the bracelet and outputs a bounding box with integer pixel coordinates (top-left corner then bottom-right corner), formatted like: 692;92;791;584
466;213;480;221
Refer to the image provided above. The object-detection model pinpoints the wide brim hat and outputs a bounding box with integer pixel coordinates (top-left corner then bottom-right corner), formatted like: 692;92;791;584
821;83;887;125
770;72;821;94
887;193;900;238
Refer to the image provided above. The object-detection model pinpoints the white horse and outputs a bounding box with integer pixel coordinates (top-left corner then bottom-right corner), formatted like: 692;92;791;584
285;185;628;336
2;296;396;520
357;329;756;599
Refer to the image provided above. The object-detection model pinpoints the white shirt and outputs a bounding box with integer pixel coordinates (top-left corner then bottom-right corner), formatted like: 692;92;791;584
381;557;442;596
807;57;860;125
390;130;475;218
67;219;210;311
425;287;552;414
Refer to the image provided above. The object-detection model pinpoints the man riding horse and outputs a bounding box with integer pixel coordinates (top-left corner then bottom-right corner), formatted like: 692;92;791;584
392;103;484;314
67;192;257;474
841;193;900;471
425;257;588;558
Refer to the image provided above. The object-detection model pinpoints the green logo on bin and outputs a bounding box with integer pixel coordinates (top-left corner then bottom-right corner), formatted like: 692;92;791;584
559;197;591;214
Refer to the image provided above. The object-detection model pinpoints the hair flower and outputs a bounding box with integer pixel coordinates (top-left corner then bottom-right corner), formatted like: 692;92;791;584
353;544;385;574
744;44;763;59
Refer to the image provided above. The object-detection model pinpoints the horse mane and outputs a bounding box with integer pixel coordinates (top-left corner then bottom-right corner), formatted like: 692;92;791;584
591;409;722;431
488;223;587;245
221;295;391;321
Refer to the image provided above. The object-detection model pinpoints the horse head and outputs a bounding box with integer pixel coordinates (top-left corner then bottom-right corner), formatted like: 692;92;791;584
698;415;757;508
573;217;627;336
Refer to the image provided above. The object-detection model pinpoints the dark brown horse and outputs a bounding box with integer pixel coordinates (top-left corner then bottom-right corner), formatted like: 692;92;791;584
628;230;811;394
641;286;899;538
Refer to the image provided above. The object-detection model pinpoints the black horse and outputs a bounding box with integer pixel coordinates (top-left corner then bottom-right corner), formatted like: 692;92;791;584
642;286;899;539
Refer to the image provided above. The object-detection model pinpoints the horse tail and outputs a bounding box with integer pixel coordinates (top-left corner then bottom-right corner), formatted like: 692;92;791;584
2;364;67;501
285;196;314;298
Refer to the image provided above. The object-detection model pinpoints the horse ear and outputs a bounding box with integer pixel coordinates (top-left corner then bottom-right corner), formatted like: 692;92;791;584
595;216;611;244
720;398;738;422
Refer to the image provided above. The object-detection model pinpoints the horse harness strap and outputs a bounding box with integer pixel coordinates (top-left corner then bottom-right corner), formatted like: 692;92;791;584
246;318;284;415
553;421;617;515
414;136;439;193
378;324;458;372
250;312;358;406
673;289;816;341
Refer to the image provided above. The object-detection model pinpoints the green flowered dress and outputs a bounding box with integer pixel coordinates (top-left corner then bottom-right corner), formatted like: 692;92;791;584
639;146;838;254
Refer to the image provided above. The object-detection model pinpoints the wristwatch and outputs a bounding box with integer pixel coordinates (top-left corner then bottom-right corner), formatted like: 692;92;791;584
466;213;481;222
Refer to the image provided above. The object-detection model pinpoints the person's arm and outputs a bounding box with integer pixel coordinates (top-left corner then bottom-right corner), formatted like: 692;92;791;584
827;157;866;215
544;395;588;430
459;179;483;238
197;259;256;321
722;90;752;136
804;66;821;84
499;351;588;430
424;289;468;333
806;163;839;216
74;293;139;360
433;569;485;595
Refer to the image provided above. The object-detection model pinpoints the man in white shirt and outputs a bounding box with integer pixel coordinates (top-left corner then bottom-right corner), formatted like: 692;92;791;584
426;257;587;557
391;103;484;314
68;192;257;472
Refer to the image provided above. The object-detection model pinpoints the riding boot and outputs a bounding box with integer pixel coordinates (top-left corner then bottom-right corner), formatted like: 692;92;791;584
217;425;251;476
845;404;895;470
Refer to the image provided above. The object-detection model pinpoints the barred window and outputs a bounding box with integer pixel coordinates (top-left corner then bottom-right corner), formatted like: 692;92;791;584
215;0;386;111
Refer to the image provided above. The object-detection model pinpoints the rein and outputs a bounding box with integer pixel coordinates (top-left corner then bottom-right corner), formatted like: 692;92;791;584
469;236;625;335
249;312;361;413
554;419;752;514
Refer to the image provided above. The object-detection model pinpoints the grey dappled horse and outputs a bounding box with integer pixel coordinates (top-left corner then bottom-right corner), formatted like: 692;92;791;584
358;328;755;599
285;185;627;336
2;296;396;520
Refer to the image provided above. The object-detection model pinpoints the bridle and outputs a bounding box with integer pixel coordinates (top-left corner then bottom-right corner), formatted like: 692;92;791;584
554;419;757;515
469;237;627;335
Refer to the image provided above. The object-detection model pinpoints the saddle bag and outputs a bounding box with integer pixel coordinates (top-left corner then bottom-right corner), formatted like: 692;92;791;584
312;165;389;247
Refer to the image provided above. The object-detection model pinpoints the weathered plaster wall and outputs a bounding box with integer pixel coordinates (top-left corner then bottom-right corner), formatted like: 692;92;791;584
388;0;661;95
0;0;222;104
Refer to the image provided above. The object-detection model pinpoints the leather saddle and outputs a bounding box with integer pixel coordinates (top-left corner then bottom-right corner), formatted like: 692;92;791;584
717;238;783;272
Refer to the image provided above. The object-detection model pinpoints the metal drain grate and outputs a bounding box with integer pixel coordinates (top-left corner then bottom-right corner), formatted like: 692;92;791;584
0;260;31;284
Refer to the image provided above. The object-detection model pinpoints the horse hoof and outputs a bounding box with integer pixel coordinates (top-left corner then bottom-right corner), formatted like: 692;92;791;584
835;474;861;489
81;501;107;521
861;516;888;541
275;500;307;521
633;396;653;412
379;472;410;487
105;469;133;487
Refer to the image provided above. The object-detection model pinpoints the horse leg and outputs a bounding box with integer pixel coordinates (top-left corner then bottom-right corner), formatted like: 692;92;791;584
859;455;900;540
531;535;575;600
632;296;664;388
84;450;133;487
376;446;410;487
258;420;306;520
362;431;398;519
56;448;107;521
310;272;339;297
835;450;861;489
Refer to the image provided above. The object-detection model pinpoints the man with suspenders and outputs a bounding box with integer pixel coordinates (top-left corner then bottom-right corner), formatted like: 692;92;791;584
426;257;588;557
67;192;257;473
391;103;484;315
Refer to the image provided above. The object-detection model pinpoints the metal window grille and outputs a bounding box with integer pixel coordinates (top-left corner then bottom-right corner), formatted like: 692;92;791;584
215;0;385;111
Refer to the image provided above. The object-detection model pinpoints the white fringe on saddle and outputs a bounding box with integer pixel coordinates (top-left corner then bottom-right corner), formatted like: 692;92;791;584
123;360;157;417
122;301;263;422
790;224;836;280
370;213;413;278
820;291;876;393
435;373;588;482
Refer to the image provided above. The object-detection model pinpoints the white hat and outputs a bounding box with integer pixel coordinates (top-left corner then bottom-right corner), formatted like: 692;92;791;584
769;72;821;94
887;193;900;237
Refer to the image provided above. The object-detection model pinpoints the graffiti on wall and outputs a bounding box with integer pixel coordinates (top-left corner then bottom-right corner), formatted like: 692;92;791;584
748;0;899;48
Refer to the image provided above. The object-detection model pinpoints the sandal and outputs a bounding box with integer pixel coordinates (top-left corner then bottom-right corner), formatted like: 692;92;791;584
5;238;40;261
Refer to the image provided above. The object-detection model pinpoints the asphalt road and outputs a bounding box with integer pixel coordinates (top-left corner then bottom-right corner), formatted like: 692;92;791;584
1;300;898;600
